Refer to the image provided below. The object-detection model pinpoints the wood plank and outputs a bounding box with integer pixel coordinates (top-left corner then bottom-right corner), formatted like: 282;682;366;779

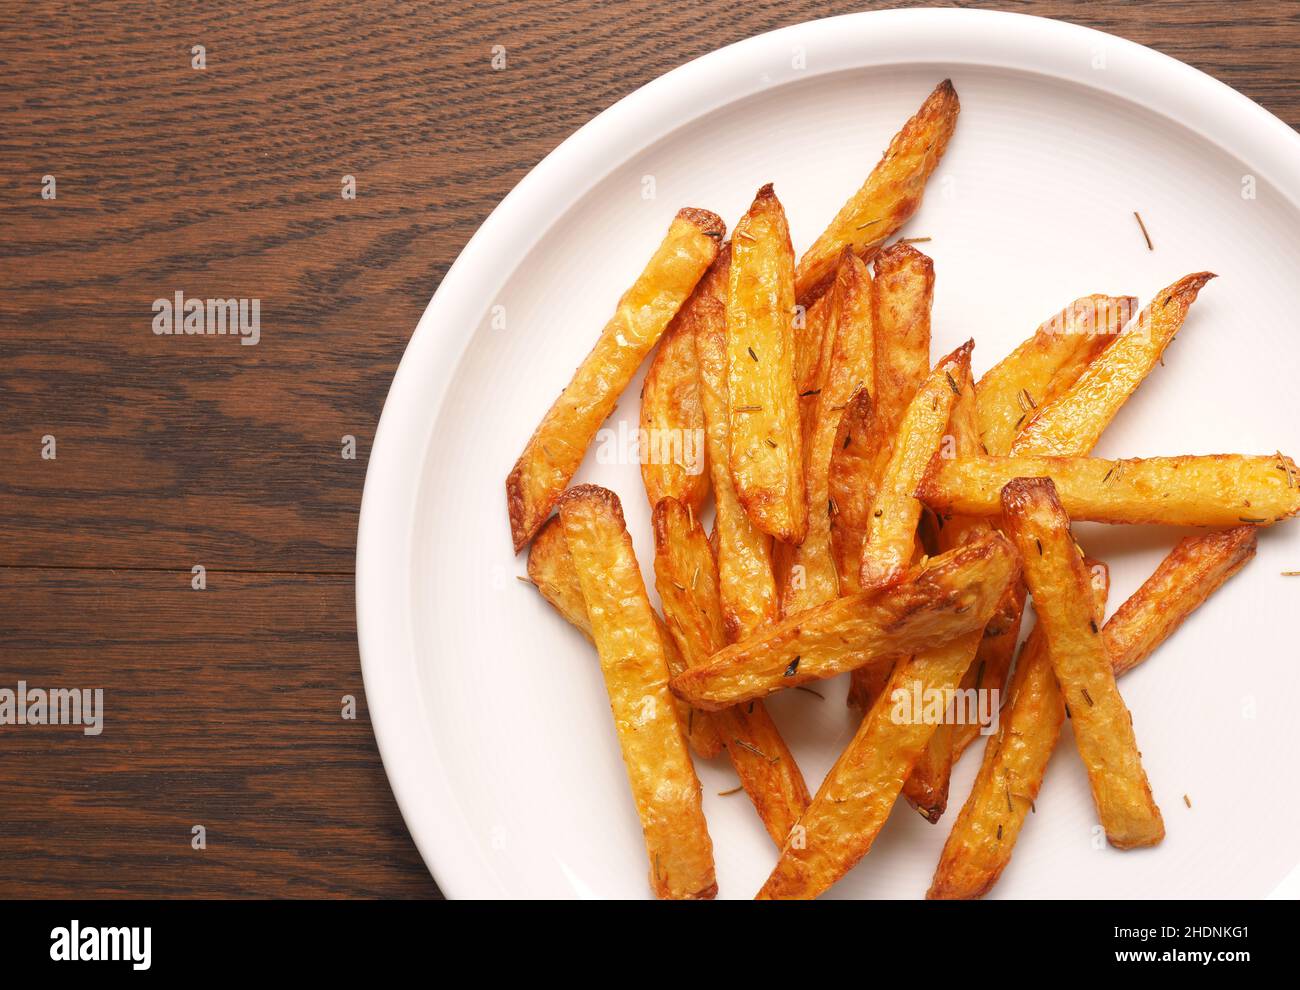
0;567;439;897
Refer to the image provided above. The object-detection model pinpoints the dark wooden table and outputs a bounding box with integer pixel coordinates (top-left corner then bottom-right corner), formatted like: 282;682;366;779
2;0;1296;898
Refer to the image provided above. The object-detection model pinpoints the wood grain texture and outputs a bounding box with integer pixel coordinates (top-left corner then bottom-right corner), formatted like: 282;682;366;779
0;0;1296;897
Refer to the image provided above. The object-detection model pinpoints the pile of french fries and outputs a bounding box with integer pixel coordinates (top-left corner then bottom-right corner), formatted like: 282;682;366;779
506;80;1298;899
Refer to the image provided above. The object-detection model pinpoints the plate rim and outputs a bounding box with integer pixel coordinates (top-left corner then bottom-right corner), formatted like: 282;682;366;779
356;7;1300;899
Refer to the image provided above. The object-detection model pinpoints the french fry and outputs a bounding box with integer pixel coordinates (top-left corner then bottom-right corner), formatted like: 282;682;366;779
949;590;1024;762
794;80;960;304
859;341;973;589
1105;525;1257;676
639;296;710;512
1000;477;1164;849
694;247;781;639
757;627;986;899
831;244;932;598
975;295;1137;456
506;208;724;551
728;184;807;544
557;485;716;899
670;531;1018;711
527;515;723;759
795;290;834;397
902;371;996;822
783;251;876;615
929;561;1109;899
1011;273;1215;456
653;498;812;846
919;452;1300;526
930;527;1256;898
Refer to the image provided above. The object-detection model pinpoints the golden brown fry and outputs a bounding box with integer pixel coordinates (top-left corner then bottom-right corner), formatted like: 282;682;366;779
506;208;724;551
728;184;806;544
919;452;1300;526
557;485;716;899
859;341;973;589
1011;273;1215;456
783;252;876;615
928;562;1108;900
794;80;960;304
639;297;710;512
830;244;932;599
694;247;781;639
949;586;1024;761
931;527;1256;898
1105;526;1257;677
902;373;994;821
653;498;812;846
795;291;833;397
526;515;723;760
976;295;1137;456
757;627;985;899
1000;477;1164;849
670;531;1018;711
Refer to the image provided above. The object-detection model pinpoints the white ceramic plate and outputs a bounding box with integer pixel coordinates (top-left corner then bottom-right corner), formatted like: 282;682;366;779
357;8;1300;899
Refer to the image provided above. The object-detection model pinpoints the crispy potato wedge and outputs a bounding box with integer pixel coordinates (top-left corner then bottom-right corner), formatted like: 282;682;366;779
975;295;1137;456
859;341;973;589
930;527;1256;898
506;208;724;551
757;626;984;899
527;515;723;759
1000;477;1164;849
670;530;1019;711
794;80;960;304
783;251;876;615
557;486;716;899
694;247;781;639
1011;273;1215;456
653;498;812;845
728;184;807;544
919;452;1300;526
928;562;1108;899
639;295;710;512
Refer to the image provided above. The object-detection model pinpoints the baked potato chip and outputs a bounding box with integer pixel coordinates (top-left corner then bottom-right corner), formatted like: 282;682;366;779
670;530;1019;711
919;452;1300;526
783;251;876;615
506;208;724;551
794;80;960;304
694;247;781;639
1011;273;1215;456
557;485;716;899
931;527;1256;898
757;626;985;899
653;498;812;845
639;290;710;512
859;340;973;589
728;184;807;544
527;515;723;759
975;295;1137;456
1000;477;1164;849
